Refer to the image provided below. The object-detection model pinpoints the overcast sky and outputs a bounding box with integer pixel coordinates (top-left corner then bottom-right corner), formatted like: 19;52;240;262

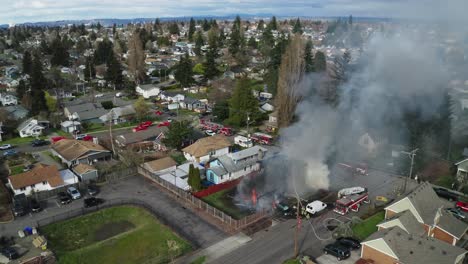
1;0;466;25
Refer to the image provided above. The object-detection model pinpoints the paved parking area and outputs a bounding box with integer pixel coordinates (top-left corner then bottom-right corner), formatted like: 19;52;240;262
0;176;226;249
316;251;361;264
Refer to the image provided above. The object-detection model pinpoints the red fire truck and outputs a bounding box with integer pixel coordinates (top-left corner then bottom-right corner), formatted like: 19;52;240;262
250;132;274;145
199;119;222;132
338;162;369;176
218;127;233;136
333;190;370;215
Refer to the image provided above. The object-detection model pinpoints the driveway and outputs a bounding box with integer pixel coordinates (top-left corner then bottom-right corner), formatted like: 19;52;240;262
0;176;226;249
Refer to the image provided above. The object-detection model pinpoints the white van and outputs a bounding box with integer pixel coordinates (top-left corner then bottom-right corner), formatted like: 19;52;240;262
234;135;253;148
305;201;327;215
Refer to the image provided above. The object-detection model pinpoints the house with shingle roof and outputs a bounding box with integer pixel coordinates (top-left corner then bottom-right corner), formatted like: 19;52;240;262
361;226;466;264
142;157;177;175
51;139;111;167
382;182;468;246
7;164;78;196
182;135;232;163
72;163;98;182
115;126;168;150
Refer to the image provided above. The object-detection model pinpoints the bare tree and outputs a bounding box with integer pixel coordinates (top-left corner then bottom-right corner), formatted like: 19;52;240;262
127;30;146;84
275;35;305;128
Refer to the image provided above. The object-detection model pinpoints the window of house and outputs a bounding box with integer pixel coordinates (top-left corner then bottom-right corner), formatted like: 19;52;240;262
244;167;246;171
42;181;47;185
20;187;26;191
31;184;35;188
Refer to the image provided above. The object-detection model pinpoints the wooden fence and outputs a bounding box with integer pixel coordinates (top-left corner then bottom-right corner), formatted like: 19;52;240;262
138;166;268;231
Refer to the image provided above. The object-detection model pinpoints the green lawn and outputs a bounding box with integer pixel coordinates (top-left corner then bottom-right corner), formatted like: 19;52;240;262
41;206;192;264
9;165;25;175
202;188;250;220
1;136;47;145
352;211;385;240
191;256;206;264
283;259;300;264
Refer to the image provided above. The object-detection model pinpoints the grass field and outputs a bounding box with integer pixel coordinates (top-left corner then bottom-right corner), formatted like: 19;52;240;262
41;206;192;264
202;187;251;220
352;211;385;240
9;165;25;175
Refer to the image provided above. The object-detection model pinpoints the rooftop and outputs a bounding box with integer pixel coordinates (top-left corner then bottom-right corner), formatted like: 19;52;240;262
182;135;232;158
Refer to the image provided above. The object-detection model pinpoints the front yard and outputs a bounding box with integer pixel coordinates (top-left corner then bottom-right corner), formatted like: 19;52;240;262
41;206;192;263
351;211;385;241
202;187;252;220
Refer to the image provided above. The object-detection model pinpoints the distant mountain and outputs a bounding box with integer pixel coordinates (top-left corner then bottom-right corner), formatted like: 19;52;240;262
0;24;8;28
14;14;388;27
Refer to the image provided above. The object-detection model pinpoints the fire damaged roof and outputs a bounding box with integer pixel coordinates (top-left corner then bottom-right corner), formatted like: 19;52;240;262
362;226;466;264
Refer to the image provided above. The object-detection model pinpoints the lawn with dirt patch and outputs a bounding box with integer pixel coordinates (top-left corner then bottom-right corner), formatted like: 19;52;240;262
41;206;192;264
202;187;252;220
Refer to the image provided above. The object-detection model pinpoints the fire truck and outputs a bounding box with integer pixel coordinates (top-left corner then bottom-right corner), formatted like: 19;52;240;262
337;162;369;176
218;127;233;136
250;132;274;145
333;189;370;215
199;119;222;132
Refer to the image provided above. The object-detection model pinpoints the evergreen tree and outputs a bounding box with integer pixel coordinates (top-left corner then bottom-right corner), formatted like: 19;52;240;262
194;31;204;56
202;19;211;31
22;50;32;75
229;16;242;56
30;53;47;115
84;56;96;81
16;80;27;102
174;53;194;87
162;120;193;150
188;18;196;42
188;164;195;189
154;18;161;32
94;38;114;64
112;23;117;35
105;54;123;89
248;36;257;49
168;22;180;35
228;78;261;127
293;18;303;34
193;168;201;191
269;16;277;30
304;40;314;73
128;30;146;84
51;36;70;67
257;19;265;31
314;51;327;72
213;99;229;121
348;15;353;25
203;30;219;79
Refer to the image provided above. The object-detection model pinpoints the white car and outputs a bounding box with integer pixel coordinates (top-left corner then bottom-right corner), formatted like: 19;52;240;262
94;93;104;98
0;144;12;150
205;130;216;136
67;187;81;200
305;200;327;215
75;134;87;140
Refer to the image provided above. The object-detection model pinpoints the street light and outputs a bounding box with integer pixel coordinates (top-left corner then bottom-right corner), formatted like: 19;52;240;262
401;148;418;193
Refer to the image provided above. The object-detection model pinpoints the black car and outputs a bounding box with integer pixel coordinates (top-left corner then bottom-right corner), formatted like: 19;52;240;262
31;139;48;147
276;202;294;218
433;187;459;201
1;247;19;260
336;237;361;250
87;185;99;196
324;243;351;261
84;197;104;208
57;192;71;205
29;198;42;213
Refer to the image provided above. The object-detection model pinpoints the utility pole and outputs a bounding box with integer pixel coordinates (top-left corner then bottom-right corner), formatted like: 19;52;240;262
401;148;418;193
246;112;253;137
109;109;116;155
294;197;300;258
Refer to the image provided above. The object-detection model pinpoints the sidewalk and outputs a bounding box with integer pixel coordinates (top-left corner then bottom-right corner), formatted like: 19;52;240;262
181;232;252;264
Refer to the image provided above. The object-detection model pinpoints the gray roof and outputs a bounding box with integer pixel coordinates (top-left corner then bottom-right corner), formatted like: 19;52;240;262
183;97;200;104
228;146;267;162
116;126;168;146
364;226;466;264
216;154;259;174
378;210;426;236
138;84;158;91
66;102;108;121
100;105;136;122
438;211;468;239
2;105;28;120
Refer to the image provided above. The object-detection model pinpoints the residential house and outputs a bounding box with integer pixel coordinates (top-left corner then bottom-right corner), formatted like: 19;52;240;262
115;126;168;151
360;226;466;264
61;120;81;134
51;139;111;167
136;84;160;99
99;105;136;124
64;100;108;123
160;91;185;102
7;164;78;196
382;182;468;246
142;157;177;176
72;163;98;182
0;93;18;106
17;118;49;138
2;105;28;120
158;162;204;191
180;97;204;112
206;146;267;184
455;158;468;185
182;135;232;163
260;102;274;112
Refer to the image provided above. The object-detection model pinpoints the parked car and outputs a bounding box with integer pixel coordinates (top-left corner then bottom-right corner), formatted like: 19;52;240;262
305;200;327;215
87;185;99;196
336;237;361;250
95;93;104;98
51;136;66;143
23;164;34;172
84;197;104;208
456;201;468;212
445;208;466;220
0;144;12;150
155;110;163;116
433;187;459;201
31;139;49;147
205;130;216;136
67;187;81;200
3;150;16;157
75;134;88;140
324;243;351;261
1;247;19;260
276;202;294;218
157;121;171;127
57;192;71;205
29;198;42;213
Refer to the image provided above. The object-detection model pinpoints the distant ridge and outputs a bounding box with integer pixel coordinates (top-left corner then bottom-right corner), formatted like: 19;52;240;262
10;15;390;27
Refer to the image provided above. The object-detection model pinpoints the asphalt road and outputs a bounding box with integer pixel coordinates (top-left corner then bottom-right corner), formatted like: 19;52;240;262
0;176;226;249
